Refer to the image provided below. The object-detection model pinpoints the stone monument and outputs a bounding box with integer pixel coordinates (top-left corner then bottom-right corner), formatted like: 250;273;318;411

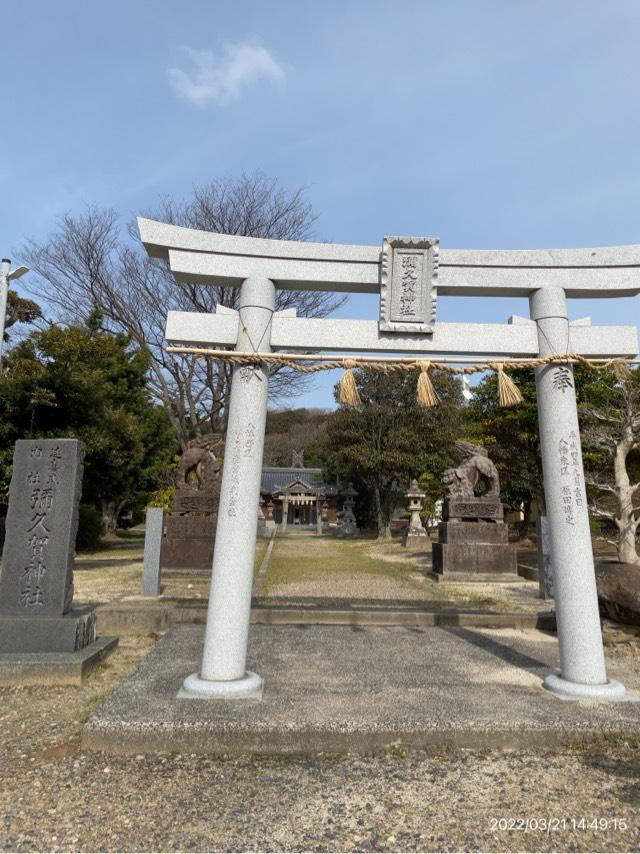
0;439;117;683
403;479;428;547
431;442;517;581
337;483;360;538
163;436;222;575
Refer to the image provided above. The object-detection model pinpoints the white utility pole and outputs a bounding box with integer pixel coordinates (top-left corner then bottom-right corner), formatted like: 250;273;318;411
0;258;29;368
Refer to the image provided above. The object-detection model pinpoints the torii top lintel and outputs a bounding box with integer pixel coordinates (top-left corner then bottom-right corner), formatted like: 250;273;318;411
138;217;640;299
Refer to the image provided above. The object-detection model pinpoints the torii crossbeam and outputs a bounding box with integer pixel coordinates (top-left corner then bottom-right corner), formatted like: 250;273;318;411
139;217;640;702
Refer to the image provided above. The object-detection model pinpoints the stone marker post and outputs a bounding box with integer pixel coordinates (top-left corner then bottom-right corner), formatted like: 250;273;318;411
530;287;625;698
316;491;323;536
141;507;164;596
179;277;275;700
536;515;554;600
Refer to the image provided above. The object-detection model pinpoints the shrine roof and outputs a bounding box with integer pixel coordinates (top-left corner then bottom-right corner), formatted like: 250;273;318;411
261;466;337;496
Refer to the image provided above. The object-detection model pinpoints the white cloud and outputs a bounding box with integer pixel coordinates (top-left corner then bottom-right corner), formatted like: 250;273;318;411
168;43;286;106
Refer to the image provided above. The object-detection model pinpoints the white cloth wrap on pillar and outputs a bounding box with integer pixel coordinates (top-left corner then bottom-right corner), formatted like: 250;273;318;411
530;286;624;697
180;276;275;697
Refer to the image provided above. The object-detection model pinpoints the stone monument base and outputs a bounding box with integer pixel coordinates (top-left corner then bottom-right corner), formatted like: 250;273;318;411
162;490;218;576
403;531;429;549
430;498;518;582
0;636;118;686
337;527;360;538
0;605;97;654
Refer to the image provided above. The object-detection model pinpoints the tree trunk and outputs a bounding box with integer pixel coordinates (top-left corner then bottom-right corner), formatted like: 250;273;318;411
613;435;640;564
101;499;128;536
373;485;392;539
516;499;532;541
618;523;640;565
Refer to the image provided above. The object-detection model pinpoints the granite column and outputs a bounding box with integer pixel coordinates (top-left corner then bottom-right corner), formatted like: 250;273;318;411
179;276;275;699
530;286;625;699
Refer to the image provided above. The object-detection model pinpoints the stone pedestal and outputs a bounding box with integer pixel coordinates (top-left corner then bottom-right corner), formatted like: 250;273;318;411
0;605;96;653
163;492;218;576
431;497;518;582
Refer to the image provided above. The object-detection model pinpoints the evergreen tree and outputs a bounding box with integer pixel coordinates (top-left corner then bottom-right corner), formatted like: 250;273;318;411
0;311;177;535
321;369;464;537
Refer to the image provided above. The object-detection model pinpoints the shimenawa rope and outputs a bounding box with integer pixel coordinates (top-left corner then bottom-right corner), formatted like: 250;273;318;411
166;346;637;409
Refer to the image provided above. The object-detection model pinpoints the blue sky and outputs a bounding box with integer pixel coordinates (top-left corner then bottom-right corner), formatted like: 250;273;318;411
2;0;640;408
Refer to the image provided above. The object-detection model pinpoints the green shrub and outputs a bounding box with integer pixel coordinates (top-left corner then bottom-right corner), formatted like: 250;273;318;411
147;485;175;510
76;504;105;551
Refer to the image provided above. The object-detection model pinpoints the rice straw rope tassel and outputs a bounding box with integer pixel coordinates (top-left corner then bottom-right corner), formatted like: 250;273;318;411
612;359;633;382
338;358;361;406
416;360;439;408
492;362;524;407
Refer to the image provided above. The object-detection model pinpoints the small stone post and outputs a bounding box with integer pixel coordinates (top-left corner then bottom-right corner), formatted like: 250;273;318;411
281;490;289;532
536;515;554;600
316;491;323;535
530;286;625;699
179;276;275;700
141;507;164;596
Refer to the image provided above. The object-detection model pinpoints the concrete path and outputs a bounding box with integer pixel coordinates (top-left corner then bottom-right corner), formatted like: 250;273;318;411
84;624;640;755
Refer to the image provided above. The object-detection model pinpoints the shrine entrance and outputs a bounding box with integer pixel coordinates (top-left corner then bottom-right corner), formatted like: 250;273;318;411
138;217;640;703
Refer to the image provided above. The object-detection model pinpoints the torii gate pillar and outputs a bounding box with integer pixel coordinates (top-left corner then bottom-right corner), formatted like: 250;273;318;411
179;276;275;699
530;287;625;699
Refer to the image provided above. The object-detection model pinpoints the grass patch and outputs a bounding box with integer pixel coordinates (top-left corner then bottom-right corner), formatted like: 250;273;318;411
568;733;640;754
253;538;269;577
262;535;417;593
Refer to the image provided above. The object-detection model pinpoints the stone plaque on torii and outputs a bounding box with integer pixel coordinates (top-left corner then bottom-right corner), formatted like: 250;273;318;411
139;217;640;702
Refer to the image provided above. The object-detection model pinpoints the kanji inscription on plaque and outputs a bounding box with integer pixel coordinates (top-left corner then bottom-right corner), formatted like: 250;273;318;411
379;237;439;333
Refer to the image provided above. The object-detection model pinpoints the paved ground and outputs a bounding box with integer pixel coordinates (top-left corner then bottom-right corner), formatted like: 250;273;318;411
259;532;548;615
84;624;640;754
2;632;640;851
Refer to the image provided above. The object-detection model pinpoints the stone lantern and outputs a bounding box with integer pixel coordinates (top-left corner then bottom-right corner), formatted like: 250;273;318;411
338;483;360;538
403;478;428;547
257;499;266;538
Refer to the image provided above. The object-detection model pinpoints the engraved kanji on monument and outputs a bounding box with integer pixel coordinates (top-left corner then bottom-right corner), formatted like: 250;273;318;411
379;237;439;333
0;439;96;653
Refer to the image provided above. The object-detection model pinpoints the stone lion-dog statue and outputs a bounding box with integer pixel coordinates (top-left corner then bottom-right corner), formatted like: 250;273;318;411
442;441;500;498
175;434;223;492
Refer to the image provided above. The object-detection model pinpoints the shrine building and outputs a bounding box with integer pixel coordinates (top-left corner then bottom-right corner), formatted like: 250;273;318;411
260;453;338;528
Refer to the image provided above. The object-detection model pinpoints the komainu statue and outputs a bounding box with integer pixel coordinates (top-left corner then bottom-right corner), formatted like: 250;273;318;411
164;434;224;574
442;441;500;498
174;435;223;492
433;440;516;581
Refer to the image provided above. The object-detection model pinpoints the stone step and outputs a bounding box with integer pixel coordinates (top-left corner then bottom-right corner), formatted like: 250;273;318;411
95;600;555;635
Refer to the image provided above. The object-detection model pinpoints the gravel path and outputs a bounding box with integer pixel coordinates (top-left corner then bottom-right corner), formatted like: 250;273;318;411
1;636;640;851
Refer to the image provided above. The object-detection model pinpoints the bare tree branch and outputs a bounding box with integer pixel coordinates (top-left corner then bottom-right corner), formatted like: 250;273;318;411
22;174;346;449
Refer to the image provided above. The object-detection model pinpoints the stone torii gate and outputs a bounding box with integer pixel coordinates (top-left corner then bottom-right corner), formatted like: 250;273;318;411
138;218;640;702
